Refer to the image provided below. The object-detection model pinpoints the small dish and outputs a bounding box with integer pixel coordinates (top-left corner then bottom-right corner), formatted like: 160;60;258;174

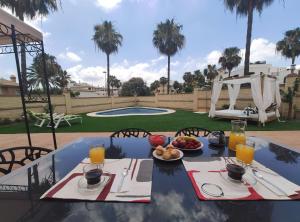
148;135;167;147
152;150;183;162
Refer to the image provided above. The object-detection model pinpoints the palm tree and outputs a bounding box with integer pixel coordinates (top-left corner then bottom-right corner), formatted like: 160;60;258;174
193;70;205;88
153;19;185;94
0;0;60;92
150;80;160;92
203;64;219;83
173;81;183;93
218;47;242;77
223;0;275;75
159;77;168;94
92;21;123;97
108;75;121;96
27;53;62;91
276;28;300;74
281;78;299;120
55;70;71;91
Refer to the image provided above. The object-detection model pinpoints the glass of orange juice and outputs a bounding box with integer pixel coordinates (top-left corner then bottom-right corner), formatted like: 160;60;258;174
228;120;246;151
236;141;255;166
89;146;105;166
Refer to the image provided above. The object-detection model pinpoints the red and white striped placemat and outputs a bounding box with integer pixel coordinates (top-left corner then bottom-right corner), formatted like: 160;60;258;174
182;157;300;200
41;158;153;203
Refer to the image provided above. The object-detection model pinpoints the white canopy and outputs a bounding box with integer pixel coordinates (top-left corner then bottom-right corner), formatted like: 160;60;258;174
209;74;281;124
0;8;43;45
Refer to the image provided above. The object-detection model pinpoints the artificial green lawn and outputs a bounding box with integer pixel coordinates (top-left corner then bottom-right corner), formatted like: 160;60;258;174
0;110;299;134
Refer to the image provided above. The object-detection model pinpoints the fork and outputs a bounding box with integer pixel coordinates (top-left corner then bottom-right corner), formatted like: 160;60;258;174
117;159;133;192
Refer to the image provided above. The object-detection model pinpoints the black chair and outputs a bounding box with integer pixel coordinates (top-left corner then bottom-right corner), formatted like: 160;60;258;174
175;127;211;137
0;146;52;175
110;128;152;138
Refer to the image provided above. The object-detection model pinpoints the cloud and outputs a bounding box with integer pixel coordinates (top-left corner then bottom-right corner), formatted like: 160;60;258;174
95;0;123;10
59;51;82;62
66;56;168;86
240;38;280;63
206;50;222;65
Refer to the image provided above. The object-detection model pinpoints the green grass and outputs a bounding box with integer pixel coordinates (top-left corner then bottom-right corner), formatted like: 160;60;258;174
0;110;299;134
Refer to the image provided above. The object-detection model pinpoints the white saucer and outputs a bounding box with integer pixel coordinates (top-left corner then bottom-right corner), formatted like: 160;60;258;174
152;150;184;161
219;169;257;186
77;176;109;193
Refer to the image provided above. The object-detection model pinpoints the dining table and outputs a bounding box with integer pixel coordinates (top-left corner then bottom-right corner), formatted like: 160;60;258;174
0;136;300;222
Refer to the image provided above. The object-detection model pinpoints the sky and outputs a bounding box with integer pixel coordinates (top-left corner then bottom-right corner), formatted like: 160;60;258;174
1;0;300;87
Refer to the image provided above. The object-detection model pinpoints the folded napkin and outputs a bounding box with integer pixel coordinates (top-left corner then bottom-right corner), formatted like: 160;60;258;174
250;161;299;197
183;157;300;200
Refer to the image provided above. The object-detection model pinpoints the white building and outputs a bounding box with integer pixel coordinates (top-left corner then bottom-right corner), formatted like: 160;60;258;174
68;82;119;97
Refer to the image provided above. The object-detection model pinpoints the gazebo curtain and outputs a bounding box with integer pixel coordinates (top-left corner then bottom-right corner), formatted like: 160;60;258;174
251;76;268;123
208;79;223;117
228;84;240;110
275;81;282;117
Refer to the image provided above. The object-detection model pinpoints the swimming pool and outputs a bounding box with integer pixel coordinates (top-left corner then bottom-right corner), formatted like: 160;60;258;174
87;107;176;117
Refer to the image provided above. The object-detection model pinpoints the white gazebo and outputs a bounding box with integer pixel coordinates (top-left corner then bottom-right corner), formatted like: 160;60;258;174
209;73;281;125
0;8;57;148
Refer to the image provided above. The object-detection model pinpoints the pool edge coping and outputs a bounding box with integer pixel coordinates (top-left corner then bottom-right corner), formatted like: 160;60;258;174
86;106;176;117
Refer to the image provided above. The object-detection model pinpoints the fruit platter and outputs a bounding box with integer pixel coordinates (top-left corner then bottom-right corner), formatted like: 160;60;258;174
171;136;203;151
152;145;183;161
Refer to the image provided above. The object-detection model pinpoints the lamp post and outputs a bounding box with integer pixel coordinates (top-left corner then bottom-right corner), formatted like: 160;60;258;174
103;71;107;96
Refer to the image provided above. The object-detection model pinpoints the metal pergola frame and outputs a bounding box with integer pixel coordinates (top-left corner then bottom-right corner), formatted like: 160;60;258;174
0;10;57;149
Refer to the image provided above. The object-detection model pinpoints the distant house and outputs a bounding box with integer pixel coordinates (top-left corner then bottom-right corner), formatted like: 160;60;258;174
0;75;19;96
68;82;119;97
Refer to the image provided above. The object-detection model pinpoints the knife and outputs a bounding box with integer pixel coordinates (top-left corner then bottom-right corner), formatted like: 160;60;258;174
117;159;133;192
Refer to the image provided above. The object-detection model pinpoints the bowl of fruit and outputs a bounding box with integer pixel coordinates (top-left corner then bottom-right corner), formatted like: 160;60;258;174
171;136;203;151
148;135;167;147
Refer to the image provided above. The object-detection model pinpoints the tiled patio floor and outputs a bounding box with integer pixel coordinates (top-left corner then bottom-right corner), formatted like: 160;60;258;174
0;131;299;151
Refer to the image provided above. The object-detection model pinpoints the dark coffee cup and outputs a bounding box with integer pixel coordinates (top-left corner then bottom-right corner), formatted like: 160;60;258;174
226;164;245;181
83;164;103;185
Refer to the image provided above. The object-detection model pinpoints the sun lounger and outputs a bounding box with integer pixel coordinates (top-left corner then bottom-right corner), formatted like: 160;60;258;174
27;110;58;127
47;114;83;129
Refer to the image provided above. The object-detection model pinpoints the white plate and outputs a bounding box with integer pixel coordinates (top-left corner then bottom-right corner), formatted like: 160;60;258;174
77;175;110;193
152;150;184;161
171;139;204;151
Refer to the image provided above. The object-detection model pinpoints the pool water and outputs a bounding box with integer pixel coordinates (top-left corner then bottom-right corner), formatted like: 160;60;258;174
97;107;167;115
87;107;175;117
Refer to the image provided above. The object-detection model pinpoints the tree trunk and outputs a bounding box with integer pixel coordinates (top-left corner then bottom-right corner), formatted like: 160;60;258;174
167;55;170;94
288;101;293;120
244;0;253;76
106;54;110;97
291;57;295;74
19;14;28;94
228;69;231;77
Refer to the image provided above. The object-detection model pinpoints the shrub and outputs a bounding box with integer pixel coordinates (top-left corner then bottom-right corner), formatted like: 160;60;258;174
0;118;12;125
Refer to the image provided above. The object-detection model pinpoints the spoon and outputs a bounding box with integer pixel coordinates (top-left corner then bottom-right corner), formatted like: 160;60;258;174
252;169;288;196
